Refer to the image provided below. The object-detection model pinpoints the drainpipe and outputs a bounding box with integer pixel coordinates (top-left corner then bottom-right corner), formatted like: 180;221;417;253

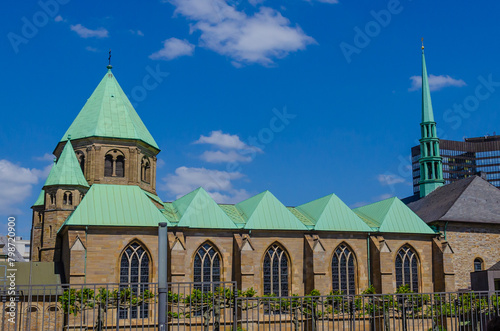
84;226;88;284
443;221;449;241
367;233;371;287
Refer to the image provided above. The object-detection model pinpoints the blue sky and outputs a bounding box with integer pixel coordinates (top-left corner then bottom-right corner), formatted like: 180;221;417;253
2;0;500;238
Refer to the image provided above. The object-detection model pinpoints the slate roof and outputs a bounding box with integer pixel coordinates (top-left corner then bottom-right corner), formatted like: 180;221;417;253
354;197;435;234
60;68;159;150
407;176;500;224
44;140;89;188
489;260;500;271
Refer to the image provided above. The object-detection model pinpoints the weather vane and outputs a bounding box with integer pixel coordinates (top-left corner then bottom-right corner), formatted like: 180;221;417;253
108;49;112;66
421;38;424;50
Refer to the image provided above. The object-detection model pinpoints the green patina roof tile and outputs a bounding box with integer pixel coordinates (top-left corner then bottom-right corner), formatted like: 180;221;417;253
287;207;315;229
44;141;89;188
160;203;179;223
297;194;373;232
219;204;246;228
143;190;163;205
353;197;434;234
60;68;159;150
33;190;45;207
236;191;308;230
61;184;168;229
174;188;237;229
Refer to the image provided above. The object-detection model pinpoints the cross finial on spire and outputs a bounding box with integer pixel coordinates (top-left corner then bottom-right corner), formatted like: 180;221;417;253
107;49;112;69
421;37;424;51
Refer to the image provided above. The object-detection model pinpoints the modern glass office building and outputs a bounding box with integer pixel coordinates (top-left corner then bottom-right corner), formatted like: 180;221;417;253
412;135;500;194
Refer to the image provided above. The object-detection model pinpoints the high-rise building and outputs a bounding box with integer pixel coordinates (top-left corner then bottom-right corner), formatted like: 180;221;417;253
411;135;500;194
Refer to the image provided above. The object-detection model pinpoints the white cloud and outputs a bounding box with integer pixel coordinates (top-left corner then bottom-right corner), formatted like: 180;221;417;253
200;150;252;163
130;29;144;36
374;193;392;201
150;38;195;60
54;15;63;22
34;153;55;162
70;24;109;38
313;0;339;3
195;130;261;151
85;46;99;52
161;166;246;201
409;74;466;91
377;174;406;186
0;160;52;214
209;188;251;203
168;0;315;65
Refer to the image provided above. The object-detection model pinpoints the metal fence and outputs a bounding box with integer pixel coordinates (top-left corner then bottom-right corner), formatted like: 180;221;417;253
1;283;498;330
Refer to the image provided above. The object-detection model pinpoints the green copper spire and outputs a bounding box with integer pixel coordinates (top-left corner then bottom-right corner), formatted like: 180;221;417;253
421;45;434;122
60;67;159;150
418;42;444;197
44;140;89;188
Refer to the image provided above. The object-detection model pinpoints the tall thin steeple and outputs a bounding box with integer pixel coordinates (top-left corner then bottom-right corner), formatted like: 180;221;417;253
419;40;444;197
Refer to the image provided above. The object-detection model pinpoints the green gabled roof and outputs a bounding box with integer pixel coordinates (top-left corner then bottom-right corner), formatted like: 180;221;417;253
33;190;45;207
236;191;308;230
174;188;237;229
160;203;179;223
353;197;434;234
60;68;159;150
297;194;373;232
61;184;168;229
44;141;89;188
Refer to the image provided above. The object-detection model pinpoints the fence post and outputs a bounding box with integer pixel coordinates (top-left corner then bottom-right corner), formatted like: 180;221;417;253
158;222;168;330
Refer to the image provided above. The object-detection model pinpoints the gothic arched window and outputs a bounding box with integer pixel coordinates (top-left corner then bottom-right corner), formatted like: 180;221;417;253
332;243;356;295
263;244;289;297
104;155;113;177
119;242;150;319
395;245;419;292
194;243;221;291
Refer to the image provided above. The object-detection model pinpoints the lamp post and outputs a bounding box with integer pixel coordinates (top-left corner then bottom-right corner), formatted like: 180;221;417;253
158;222;168;330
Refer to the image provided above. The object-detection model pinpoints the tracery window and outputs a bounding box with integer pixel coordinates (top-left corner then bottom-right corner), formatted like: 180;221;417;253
194;243;221;292
395;245;419;292
332;243;356;295
263;244;289;297
119;242;150;319
474;258;484;272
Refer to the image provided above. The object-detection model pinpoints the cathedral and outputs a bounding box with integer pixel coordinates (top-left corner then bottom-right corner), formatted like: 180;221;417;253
30;47;500;296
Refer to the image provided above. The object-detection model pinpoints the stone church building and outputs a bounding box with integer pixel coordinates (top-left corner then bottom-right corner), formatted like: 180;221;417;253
30;49;500;297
